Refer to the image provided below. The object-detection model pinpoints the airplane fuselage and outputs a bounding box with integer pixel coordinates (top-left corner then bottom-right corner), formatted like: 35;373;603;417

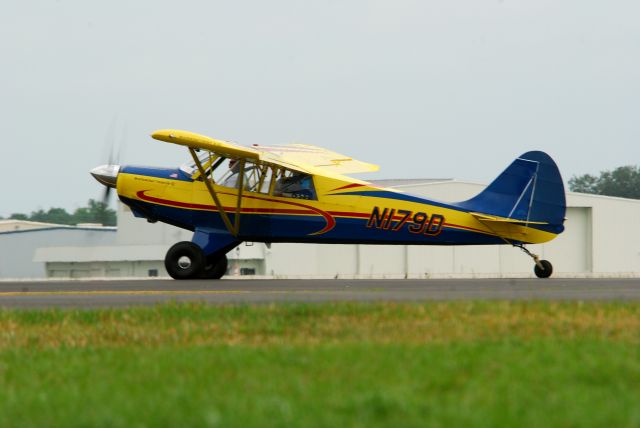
116;165;559;247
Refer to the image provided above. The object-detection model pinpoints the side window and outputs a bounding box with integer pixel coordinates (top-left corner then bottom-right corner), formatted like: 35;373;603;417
219;160;242;188
243;163;260;192
273;169;317;200
218;161;275;195
257;166;274;194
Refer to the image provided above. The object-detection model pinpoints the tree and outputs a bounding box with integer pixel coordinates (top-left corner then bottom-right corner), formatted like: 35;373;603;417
30;208;74;225
3;200;116;226
569;165;640;199
9;213;28;221
72;199;116;226
46;208;74;225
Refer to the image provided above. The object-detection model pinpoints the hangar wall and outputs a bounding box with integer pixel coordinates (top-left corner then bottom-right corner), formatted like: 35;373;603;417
32;203;193;279
587;194;640;273
0;225;116;279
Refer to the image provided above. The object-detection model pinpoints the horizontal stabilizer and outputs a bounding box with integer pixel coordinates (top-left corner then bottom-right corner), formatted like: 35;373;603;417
470;212;549;226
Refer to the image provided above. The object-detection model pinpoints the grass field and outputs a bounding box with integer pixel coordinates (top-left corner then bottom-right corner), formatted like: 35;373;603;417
1;301;640;427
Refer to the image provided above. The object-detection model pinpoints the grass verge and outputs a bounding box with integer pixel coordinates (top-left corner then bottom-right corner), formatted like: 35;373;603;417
1;302;640;427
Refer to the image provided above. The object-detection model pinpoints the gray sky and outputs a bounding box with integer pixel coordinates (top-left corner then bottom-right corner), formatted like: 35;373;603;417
2;0;639;217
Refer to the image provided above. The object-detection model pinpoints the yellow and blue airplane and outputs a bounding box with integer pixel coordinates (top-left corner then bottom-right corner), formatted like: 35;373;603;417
91;130;566;279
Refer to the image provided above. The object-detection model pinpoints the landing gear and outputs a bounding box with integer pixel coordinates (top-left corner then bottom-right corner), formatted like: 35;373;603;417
534;260;553;279
164;241;230;280
515;244;553;279
165;241;205;280
201;254;228;279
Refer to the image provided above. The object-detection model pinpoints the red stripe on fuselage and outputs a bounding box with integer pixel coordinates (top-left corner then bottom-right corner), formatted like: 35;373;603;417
329;183;366;192
136;190;336;235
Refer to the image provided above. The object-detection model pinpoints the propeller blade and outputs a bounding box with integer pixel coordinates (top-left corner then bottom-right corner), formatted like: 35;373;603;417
103;185;112;205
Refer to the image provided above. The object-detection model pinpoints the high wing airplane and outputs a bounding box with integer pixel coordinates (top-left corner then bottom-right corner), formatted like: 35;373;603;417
91;130;566;280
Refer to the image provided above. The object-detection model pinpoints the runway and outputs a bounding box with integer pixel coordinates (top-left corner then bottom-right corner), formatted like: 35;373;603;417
1;278;640;308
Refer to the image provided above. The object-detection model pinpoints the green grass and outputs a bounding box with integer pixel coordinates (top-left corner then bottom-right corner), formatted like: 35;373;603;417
1;302;640;427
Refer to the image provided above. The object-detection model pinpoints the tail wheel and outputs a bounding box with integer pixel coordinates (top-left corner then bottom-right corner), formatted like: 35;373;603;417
165;241;205;280
201;254;228;279
534;260;553;279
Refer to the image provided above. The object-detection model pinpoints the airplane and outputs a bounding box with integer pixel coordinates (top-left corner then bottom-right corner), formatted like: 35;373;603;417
90;129;566;280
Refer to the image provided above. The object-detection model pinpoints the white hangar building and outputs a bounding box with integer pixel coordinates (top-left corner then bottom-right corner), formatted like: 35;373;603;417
31;179;640;279
0;221;116;279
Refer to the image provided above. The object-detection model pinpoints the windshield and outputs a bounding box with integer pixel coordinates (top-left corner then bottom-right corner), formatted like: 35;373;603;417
219;160;271;193
179;152;212;176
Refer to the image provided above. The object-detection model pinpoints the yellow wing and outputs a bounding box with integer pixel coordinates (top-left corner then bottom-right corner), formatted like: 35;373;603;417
151;129;379;177
254;144;378;175
151;129;260;160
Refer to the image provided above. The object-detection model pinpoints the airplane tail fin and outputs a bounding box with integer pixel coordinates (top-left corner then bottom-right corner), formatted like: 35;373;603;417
455;151;566;236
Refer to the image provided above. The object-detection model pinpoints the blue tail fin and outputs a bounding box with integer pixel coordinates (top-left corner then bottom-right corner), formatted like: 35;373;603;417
455;151;566;233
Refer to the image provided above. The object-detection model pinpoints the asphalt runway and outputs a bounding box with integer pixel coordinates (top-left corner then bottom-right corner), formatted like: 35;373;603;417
1;278;640;308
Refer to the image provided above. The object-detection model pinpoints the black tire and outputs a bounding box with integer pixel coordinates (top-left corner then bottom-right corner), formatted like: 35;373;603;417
534;260;553;279
165;241;205;280
201;254;228;279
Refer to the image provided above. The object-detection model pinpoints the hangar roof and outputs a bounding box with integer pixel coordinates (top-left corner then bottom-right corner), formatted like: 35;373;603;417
0;222;116;235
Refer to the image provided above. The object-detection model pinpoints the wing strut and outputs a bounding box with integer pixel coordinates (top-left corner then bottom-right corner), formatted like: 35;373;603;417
188;148;244;237
234;159;245;236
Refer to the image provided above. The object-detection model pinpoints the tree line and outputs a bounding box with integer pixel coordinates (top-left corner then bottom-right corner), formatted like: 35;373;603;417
568;165;640;199
0;199;116;226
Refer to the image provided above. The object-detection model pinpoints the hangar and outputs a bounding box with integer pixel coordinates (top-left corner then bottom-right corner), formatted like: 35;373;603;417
26;179;640;279
0;221;116;279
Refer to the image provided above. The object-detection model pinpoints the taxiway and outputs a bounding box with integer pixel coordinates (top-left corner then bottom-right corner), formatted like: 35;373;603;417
1;278;640;308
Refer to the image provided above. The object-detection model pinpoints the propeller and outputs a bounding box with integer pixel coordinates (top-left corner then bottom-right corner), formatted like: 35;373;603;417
90;118;126;225
101;121;126;205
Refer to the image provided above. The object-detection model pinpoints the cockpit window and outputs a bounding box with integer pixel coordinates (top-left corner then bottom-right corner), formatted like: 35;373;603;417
218;160;273;194
179;152;222;180
197;158;317;200
273;169;316;200
179;152;210;176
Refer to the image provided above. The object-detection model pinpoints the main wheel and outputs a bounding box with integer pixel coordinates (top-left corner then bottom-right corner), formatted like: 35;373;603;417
534;260;553;279
165;241;205;280
201;254;228;279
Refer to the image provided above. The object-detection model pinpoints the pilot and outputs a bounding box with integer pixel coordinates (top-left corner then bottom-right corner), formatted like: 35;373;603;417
276;172;314;199
221;160;241;188
297;175;313;196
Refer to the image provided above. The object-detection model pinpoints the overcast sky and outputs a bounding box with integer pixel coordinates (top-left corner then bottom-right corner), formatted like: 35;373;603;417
2;0;639;217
